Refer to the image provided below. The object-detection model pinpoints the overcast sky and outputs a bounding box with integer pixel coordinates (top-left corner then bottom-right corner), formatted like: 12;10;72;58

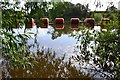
6;0;120;11
68;0;120;11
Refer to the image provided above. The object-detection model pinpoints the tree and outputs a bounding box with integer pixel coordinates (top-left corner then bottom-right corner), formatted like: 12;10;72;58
1;1;90;78
1;2;25;28
106;5;117;11
72;13;120;79
1;1;36;77
50;2;89;21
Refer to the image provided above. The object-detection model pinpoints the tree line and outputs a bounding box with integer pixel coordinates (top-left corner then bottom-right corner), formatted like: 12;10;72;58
1;1;89;28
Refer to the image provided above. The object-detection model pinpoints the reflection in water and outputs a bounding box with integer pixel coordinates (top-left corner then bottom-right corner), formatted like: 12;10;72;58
55;24;64;29
7;50;90;78
27;25;78;60
6;25;100;78
71;24;79;29
4;24;92;78
14;25;100;60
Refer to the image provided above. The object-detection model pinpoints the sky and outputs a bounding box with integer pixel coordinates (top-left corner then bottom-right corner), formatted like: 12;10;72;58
68;0;120;11
25;0;120;11
3;0;120;11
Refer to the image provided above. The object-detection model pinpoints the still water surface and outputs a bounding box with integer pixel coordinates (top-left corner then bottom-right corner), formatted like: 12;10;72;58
8;24;101;78
13;24;100;60
14;24;82;60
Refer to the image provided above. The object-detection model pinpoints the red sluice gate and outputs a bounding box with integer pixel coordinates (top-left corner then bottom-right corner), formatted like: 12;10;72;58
84;18;95;28
40;18;49;28
70;18;79;29
55;18;64;24
70;18;79;24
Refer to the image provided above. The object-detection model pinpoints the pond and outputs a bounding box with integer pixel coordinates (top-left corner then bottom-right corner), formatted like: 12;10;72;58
14;24;82;60
14;24;100;59
2;24;101;78
28;26;78;60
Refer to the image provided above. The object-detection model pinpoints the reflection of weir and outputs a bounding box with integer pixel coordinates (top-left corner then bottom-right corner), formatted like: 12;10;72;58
50;23;80;30
47;25;101;40
46;23;81;40
40;24;49;28
71;24;79;30
55;24;64;29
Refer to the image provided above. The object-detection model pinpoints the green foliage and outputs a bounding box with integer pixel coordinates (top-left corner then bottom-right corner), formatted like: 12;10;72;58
1;2;25;28
1;28;36;74
94;13;102;25
23;1;89;25
6;49;90;78
72;22;120;79
1;1;36;77
0;10;2;25
50;2;89;21
50;2;66;20
1;1;90;78
106;5;117;11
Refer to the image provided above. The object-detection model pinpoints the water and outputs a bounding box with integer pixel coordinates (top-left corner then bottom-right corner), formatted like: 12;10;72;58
12;24;101;65
2;24;103;78
13;24;81;60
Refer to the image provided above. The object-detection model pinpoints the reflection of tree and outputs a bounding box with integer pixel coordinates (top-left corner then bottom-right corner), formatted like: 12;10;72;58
6;49;90;78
